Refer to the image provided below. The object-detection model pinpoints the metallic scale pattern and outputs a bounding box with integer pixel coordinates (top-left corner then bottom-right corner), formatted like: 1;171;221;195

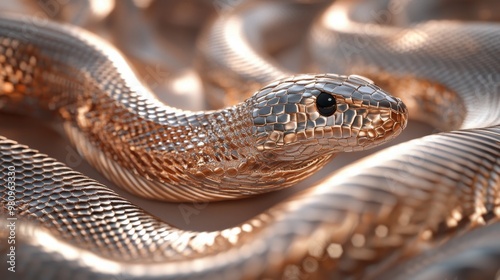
378;219;500;280
1;0;499;279
0;16;406;202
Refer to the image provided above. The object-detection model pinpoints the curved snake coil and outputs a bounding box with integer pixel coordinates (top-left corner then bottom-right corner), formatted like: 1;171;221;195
1;0;500;280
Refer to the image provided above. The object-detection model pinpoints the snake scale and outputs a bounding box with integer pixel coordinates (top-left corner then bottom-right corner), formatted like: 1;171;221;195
1;0;500;279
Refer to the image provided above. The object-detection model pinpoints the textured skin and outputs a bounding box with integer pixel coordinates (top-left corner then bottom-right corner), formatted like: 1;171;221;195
307;0;500;277
1;128;498;279
0;8;411;280
196;0;331;108
0;15;406;202
197;0;500;278
0;0;499;279
376;219;500;280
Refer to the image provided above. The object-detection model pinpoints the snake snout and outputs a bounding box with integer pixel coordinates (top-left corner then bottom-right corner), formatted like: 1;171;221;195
251;74;408;157
359;92;409;148
336;80;409;151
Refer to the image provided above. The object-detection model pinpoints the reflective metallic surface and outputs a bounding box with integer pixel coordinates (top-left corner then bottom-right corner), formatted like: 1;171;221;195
0;16;406;201
308;0;500;277
196;0;326;107
0;0;499;279
377;219;500;280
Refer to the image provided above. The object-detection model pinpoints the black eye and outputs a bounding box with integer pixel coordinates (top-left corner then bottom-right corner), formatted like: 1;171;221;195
316;92;336;116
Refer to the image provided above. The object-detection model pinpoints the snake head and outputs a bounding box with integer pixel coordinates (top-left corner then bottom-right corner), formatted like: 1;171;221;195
251;74;408;161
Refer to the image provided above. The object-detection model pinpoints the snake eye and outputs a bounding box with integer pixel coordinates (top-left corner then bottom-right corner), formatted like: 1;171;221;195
316;92;336;116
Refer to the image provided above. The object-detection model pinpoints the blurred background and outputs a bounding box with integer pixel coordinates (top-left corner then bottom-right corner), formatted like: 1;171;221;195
0;0;433;231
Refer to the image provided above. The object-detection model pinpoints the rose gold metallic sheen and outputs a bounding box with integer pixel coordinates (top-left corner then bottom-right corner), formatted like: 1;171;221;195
0;15;406;202
308;0;500;278
1;0;499;279
0;9;409;279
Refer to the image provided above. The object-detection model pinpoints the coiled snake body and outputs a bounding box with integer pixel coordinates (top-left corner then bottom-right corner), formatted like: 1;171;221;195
0;0;499;279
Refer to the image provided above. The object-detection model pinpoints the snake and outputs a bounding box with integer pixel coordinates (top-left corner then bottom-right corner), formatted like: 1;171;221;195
0;0;499;279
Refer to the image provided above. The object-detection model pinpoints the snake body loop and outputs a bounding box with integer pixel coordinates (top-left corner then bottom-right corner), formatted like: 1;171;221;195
1;0;500;279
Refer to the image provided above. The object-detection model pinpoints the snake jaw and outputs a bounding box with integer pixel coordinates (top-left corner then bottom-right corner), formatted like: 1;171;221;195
251;73;408;160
